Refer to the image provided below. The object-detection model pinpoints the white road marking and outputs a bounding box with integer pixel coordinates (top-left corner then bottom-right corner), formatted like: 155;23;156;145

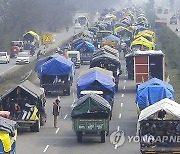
64;114;68;119
117;126;120;131
121;94;124;98
123;86;126;89
119;113;121;118
73;92;75;102
55;128;60;134
121;103;123;107
71;92;76;107
124;80;126;83
114;144;118;149
43;145;49;153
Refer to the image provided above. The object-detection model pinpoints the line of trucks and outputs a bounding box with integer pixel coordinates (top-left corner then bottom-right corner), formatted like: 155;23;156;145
0;4;178;154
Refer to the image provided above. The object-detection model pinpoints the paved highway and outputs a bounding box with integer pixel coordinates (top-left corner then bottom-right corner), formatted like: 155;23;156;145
16;51;140;154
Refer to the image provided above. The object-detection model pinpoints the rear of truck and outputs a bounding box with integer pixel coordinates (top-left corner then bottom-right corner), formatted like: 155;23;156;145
72;118;109;143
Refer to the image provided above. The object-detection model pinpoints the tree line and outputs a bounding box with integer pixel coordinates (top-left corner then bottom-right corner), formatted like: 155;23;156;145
0;0;119;51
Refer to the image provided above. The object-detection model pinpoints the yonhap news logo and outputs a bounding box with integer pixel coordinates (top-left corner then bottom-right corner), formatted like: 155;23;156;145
110;129;180;149
110;130;126;149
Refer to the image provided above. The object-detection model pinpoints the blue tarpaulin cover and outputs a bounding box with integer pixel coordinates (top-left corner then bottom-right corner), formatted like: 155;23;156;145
103;34;120;43
75;41;95;52
136;78;175;110
77;70;115;98
34;53;59;72
38;55;75;77
137;78;174;96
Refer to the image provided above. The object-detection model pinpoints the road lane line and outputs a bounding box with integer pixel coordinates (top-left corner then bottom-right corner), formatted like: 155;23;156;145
121;94;124;98
55;128;60;134
114;144;118;149
119;113;121;118
117;126;120;131
121;103;123;107
124;80;126;83
123;86;126;89
43;145;49;153
71;92;76;107
64;114;68;119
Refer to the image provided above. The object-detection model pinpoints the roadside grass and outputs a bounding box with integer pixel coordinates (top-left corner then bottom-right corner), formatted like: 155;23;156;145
168;69;180;102
146;8;180;102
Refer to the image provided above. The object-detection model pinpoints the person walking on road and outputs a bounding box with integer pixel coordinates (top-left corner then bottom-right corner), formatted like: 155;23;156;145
52;98;61;128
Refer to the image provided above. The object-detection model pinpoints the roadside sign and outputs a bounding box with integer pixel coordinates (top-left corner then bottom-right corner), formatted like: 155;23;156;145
42;34;53;44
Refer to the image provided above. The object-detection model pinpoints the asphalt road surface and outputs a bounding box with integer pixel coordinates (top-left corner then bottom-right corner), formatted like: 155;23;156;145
16;51;140;154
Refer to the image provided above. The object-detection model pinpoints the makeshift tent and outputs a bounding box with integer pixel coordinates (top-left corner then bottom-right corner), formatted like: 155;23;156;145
134;32;155;42
79;67;113;77
136;80;175;111
91;51;121;66
75;41;95;52
77;70;115;98
23;31;40;42
137;78;174;96
131;36;155;50
103;34;120;43
71;93;111;118
104;14;117;21
34;53;59;72
137;16;148;23
138;98;180;121
102;45;119;57
38;55;75;77
1;80;44;102
114;26;131;35
0;116;18;137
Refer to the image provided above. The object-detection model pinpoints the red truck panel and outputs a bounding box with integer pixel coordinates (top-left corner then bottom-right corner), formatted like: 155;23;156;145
135;55;149;84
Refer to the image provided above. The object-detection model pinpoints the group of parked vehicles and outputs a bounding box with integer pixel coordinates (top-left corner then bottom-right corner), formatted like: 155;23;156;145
0;30;40;66
0;3;179;153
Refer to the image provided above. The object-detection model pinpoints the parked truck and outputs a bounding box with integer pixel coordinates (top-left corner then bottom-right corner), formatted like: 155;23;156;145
0;80;47;132
38;55;75;95
125;50;165;85
71;93;111;143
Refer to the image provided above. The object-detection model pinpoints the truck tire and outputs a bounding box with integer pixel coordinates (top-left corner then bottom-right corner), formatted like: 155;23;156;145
101;131;106;143
77;131;82;143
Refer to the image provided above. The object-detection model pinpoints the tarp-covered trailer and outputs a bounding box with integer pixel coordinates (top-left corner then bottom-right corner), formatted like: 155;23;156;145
0;80;46;132
75;41;95;64
90;52;122;91
0;116;18;154
138;98;180;153
136;78;174;112
38;55;75;95
71;93;111;143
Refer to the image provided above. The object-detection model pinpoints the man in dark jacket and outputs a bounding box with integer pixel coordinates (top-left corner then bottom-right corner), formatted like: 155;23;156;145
52;99;61;128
